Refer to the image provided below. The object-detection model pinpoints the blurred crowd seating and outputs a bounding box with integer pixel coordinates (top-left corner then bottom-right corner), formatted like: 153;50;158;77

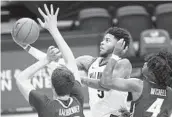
1;2;172;57
77;3;172;57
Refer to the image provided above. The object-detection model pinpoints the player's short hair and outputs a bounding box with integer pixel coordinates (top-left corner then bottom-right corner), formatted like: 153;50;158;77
105;27;131;48
51;65;75;96
146;50;172;88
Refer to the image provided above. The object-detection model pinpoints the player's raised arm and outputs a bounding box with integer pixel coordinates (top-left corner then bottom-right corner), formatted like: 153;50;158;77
80;77;109;91
37;4;81;82
81;58;132;91
11;31;47;60
15;46;61;102
100;58;142;92
11;26;62;71
22;45;63;70
100;39;142;92
24;45;47;60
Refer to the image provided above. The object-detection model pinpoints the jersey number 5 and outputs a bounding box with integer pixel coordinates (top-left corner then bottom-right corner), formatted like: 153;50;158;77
97;90;104;98
146;98;164;117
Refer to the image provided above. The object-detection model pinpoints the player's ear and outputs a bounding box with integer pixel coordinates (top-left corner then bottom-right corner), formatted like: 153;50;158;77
150;71;155;76
148;70;155;79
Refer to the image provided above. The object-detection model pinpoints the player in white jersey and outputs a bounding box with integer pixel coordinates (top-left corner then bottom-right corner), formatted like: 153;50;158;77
13;6;133;116
86;57;129;117
76;27;132;117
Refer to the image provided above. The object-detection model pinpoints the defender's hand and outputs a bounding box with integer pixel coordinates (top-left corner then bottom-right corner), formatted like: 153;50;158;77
37;4;59;31
113;39;128;57
47;46;62;62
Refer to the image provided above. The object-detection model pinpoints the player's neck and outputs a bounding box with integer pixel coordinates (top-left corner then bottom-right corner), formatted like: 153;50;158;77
144;74;156;84
53;93;70;100
56;95;70;100
101;53;112;64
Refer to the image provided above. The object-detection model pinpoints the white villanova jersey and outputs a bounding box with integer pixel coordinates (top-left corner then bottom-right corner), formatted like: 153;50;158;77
88;57;128;117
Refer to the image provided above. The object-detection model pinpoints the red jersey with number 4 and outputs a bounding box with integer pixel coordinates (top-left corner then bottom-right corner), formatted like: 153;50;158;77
132;80;172;117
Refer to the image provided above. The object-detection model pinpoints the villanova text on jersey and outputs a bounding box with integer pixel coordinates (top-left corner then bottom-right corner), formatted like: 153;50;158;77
89;71;102;79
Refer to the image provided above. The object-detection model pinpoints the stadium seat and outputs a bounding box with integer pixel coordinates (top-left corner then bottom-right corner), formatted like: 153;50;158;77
155;3;172;38
79;8;111;32
139;29;172;56
116;6;152;42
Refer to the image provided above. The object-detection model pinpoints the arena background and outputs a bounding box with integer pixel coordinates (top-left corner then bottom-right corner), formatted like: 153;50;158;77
1;1;172;117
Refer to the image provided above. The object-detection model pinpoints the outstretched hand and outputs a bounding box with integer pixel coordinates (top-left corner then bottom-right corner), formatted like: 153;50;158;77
37;4;59;31
113;39;128;57
47;46;62;62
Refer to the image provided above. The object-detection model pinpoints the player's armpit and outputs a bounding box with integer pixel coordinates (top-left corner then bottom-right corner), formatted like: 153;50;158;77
80;77;109;91
100;78;143;93
76;55;95;73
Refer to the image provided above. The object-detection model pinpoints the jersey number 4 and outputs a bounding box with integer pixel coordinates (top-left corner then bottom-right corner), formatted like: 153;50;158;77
146;98;164;117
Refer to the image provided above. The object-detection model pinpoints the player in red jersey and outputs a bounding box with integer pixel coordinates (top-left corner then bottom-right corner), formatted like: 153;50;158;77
15;46;85;117
99;39;172;117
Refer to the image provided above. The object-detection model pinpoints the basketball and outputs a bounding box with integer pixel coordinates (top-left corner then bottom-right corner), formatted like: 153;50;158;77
12;18;40;45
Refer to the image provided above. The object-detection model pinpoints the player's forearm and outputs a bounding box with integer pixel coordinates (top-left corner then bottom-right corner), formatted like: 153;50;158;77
49;27;80;82
81;77;109;91
25;45;46;60
49;27;75;65
15;57;49;102
16;57;50;82
25;45;61;70
101;58;117;84
100;55;121;88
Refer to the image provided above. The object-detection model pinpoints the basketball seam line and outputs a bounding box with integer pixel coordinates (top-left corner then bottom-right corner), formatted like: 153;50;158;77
35;22;39;40
22;20;33;43
15;20;29;37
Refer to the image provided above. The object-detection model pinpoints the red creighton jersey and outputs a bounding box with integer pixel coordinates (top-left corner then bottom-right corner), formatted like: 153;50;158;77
29;81;84;117
131;80;172;117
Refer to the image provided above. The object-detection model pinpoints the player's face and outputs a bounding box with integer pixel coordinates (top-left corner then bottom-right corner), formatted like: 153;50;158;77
142;62;155;81
100;33;117;57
